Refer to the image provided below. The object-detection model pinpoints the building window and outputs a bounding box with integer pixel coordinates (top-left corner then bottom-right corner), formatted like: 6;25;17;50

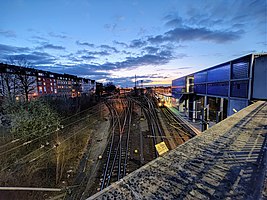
44;87;46;92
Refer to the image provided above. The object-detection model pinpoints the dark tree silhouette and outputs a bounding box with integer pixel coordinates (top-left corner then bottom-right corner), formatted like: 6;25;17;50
8;58;36;102
104;82;116;93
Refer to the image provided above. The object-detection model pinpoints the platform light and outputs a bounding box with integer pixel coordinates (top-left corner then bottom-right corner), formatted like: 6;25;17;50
233;108;238;113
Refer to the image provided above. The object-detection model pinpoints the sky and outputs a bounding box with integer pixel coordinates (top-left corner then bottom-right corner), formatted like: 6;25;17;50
0;0;266;87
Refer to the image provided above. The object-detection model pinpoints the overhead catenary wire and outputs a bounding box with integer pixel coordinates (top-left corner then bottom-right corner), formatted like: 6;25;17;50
0;102;104;150
0;118;99;173
0;104;105;157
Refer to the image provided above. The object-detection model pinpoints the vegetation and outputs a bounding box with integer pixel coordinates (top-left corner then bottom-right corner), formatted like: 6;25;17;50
2;99;58;138
104;82;119;94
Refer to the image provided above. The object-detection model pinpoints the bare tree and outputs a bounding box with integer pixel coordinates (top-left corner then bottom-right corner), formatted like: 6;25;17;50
0;65;20;102
7;58;37;102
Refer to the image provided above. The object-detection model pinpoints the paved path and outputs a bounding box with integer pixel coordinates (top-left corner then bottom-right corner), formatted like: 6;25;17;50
87;101;267;200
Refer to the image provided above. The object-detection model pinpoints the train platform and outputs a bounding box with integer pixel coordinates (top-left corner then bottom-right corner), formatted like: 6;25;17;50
168;106;216;133
87;101;267;200
168;107;203;133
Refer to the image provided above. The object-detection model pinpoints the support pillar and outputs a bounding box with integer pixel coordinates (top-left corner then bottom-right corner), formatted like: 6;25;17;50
220;98;224;120
204;96;208;107
192;97;196;122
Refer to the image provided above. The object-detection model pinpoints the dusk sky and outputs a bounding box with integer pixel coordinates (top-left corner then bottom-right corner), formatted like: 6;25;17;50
0;0;266;87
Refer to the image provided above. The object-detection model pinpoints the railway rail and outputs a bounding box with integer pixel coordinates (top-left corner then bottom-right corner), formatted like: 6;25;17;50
160;107;195;146
99;97;132;190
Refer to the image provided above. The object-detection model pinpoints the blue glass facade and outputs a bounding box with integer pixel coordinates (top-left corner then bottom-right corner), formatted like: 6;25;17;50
194;71;207;83
207;64;230;82
194;84;206;94
172;77;186;99
172;54;255;101
207;82;229;96
230;80;249;98
231;62;249;79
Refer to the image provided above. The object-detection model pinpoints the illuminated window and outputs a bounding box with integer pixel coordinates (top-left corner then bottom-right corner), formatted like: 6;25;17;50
43;82;46;85
39;87;43;93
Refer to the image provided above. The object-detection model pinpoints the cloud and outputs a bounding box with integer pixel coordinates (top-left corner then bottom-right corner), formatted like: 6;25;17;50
6;51;56;65
63;49;176;75
143;46;159;54
48;32;68;39
165;17;183;28
148;27;244;44
0;29;16;38
121;50;132;55
36;42;65;50
31;35;48;41
0;44;30;54
37;64;112;78
76;49;110;56
80;55;96;60
76;40;95;47
113;40;128;48
102;50;175;71
129;39;147;48
99;45;119;53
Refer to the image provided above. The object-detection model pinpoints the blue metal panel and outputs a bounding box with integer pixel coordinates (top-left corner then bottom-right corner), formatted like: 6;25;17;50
194;72;207;83
172;88;182;99
172;77;185;98
207;82;229;96
207;65;230;82
230;80;249;98
172;77;185;87
194;84;206;94
231;62;249;79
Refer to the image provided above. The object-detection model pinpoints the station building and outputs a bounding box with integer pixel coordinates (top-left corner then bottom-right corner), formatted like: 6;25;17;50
171;53;267;124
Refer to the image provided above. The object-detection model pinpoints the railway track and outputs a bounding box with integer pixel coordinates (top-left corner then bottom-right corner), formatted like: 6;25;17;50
128;94;165;158
160;107;194;146
100;97;132;190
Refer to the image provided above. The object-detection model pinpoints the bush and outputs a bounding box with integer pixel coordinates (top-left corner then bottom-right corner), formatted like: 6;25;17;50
7;99;58;138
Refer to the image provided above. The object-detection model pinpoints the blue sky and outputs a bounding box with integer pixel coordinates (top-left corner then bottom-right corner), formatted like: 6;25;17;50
0;0;266;87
